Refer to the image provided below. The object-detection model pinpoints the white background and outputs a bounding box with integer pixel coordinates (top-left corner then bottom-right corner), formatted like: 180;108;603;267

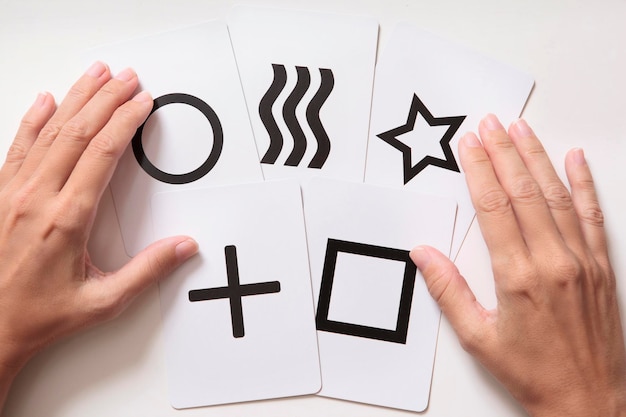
1;0;625;416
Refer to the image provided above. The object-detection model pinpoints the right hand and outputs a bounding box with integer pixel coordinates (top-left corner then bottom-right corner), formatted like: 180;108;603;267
411;115;626;417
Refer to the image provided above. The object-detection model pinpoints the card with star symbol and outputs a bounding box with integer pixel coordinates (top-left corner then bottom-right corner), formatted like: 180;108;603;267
364;23;534;258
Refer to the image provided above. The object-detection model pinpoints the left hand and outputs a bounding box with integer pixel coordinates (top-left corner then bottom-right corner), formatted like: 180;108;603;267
0;62;198;385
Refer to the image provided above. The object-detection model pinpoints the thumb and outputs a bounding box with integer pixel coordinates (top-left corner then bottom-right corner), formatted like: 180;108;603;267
410;245;488;352
96;236;198;316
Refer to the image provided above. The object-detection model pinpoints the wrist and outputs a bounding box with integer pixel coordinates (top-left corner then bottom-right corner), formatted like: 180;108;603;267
0;339;31;413
526;387;626;417
0;326;34;378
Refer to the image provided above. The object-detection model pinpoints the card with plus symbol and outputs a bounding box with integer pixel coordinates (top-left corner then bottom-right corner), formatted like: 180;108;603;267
152;180;320;408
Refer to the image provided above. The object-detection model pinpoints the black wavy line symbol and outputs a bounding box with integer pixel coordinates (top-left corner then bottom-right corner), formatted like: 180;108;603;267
258;64;334;169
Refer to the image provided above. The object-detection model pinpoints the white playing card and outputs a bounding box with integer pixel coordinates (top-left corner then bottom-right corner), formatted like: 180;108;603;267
364;23;534;258
228;6;378;183
85;21;263;257
153;180;321;408
302;178;456;412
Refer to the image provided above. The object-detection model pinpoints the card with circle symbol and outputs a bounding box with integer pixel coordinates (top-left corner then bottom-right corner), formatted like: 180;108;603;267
228;6;379;183
152;180;321;409
364;23;534;259
302;178;456;412
84;21;263;257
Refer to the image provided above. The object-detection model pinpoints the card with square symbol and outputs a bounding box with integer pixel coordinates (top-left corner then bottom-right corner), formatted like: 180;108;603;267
152;180;321;408
364;23;534;258
228;6;379;183
302;178;456;412
84;21;263;257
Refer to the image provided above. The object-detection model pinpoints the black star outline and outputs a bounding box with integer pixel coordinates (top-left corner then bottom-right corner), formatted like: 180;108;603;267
377;94;466;185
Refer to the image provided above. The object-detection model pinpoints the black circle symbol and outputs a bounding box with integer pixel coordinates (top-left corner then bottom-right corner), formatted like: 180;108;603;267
132;93;223;184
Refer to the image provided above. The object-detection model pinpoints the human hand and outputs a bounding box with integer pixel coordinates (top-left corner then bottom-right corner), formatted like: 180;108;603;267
0;62;198;406
410;115;626;417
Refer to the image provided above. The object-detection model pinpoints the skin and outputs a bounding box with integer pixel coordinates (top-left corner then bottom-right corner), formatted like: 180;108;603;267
411;114;626;417
0;62;198;410
0;65;624;415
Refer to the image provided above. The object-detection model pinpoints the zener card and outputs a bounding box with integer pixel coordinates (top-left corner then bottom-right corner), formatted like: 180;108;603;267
85;21;263;256
153;180;321;408
229;6;378;183
365;24;534;257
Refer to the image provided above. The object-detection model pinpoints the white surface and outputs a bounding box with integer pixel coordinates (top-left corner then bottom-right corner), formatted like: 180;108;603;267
153;180;320;408
1;0;625;416
303;178;455;411
364;24;534;258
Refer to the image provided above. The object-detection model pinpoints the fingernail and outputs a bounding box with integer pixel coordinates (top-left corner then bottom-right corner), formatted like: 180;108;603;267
513;118;534;137
85;61;107;78
483;113;504;131
462;132;482;148
410;246;432;270
572;148;586;166
114;67;136;82
34;92;48;107
175;239;199;262
132;91;153;103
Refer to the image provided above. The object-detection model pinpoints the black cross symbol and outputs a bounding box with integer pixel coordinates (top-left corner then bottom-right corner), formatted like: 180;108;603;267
188;245;281;338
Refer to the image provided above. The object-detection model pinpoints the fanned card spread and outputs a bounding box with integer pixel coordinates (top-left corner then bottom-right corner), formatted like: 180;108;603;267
88;6;533;412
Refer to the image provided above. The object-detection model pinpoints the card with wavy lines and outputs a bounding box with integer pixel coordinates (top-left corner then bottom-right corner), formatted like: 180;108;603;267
228;6;379;183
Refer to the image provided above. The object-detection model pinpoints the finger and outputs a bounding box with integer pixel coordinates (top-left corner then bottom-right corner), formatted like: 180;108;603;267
565;148;609;263
410;246;491;355
459;131;528;260
508;119;585;250
35;68;140;192
14;62;112;184
479;114;563;251
83;237;198;321
0;92;56;188
61;90;152;214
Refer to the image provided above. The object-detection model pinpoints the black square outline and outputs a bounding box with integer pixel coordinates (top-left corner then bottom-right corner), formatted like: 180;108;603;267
315;238;416;344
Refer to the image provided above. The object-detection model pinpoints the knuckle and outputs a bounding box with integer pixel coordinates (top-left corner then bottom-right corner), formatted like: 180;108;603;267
7;184;37;221
67;83;92;102
509;176;543;205
543;183;573;211
38;122;62;145
46;196;89;238
522;142;546;159
424;265;459;306
493;254;539;296
19;113;42;133
491;134;516;151
579;202;605;228
146;254;169;284
114;103;139;123
475;188;511;216
548;254;583;288
604;267;617;293
5;141;29;163
98;82;122;100
87;291;123;322
88;131;119;160
61;117;91;142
